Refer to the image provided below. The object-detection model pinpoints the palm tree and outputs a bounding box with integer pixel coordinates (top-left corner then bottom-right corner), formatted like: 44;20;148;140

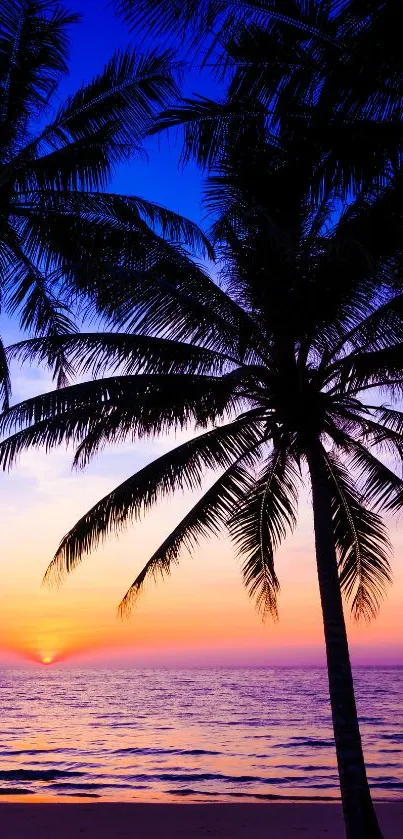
2;137;403;838
115;0;403;202
0;0;210;407
116;0;403;106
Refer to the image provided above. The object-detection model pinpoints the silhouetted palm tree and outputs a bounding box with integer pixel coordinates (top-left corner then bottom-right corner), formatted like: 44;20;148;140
0;0;209;407
2;137;403;837
116;0;403;109
116;0;403;202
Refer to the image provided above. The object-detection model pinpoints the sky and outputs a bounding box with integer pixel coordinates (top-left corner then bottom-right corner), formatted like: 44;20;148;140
0;0;402;669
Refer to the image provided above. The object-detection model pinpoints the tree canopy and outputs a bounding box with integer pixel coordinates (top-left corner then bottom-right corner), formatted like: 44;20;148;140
0;0;209;408
2;131;403;623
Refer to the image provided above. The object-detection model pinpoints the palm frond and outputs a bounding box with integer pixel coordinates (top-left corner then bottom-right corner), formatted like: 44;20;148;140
374;406;403;437
70;382;257;471
333;173;403;278
115;0;342;49
7;332;235;378
0;0;78;153
0;334;11;411
229;449;299;620
0;373;245;469
328;291;403;360
346;441;403;514
103;194;214;258
337;345;403;395
118;459;258;617
323;452;392;621
152;95;272;169
4;255;75;339
339;411;403;461
14;190;213;258
10;48;177;192
115;0;225;40
92;256;262;362
44;413;266;582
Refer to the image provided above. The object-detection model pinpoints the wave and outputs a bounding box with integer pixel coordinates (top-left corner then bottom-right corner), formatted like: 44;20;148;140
0;769;82;781
165;788;338;801
0;748;68;756
273;738;334;749
120;771;337;787
47;782;133;790
89;721;139;729
126;772;260;783
373;780;403;790
113;747;220;757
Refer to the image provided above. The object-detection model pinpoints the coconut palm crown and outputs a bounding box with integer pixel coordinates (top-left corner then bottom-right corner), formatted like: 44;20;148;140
117;0;403;216
0;0;210;408
1;137;403;837
117;0;403;116
116;0;403;129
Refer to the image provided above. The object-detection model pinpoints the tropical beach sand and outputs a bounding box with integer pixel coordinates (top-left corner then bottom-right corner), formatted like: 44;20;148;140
0;802;402;838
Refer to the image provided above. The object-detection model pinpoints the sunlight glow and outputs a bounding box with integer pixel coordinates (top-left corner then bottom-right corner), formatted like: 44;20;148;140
42;656;52;665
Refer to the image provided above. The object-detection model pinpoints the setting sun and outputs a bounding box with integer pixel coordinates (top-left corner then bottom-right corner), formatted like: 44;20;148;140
42;657;52;665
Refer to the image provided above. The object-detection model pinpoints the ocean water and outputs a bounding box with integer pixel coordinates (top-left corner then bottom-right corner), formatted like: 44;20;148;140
0;667;401;801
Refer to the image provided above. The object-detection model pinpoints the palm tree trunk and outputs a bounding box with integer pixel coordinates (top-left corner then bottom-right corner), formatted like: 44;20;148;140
306;441;383;839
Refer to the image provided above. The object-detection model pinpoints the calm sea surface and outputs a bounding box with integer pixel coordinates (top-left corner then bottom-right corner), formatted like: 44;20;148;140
0;667;401;801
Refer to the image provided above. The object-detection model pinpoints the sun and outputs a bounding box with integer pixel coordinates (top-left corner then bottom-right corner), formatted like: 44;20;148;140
42;656;52;665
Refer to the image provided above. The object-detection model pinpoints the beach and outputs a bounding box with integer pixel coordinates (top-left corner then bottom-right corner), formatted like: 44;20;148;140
0;802;402;838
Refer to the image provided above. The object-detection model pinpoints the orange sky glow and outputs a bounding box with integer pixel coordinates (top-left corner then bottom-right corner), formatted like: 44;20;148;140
1;369;402;668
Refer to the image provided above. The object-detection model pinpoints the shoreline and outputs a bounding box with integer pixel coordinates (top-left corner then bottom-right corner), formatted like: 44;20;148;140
0;791;400;805
0;802;402;838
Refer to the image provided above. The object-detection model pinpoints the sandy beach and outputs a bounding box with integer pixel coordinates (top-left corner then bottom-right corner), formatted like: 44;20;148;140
0;802;402;838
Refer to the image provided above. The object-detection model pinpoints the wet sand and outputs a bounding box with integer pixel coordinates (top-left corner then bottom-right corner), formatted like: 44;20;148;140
0;802;402;837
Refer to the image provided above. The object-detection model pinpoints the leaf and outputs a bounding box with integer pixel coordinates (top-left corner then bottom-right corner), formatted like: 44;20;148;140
0;0;78;152
229;449;299;620
118;459;258;617
324;452;392;621
152;95;273;169
10;48;178;192
346;441;403;514
0;334;11;411
44;413;266;582
0;373;245;469
7;332;233;378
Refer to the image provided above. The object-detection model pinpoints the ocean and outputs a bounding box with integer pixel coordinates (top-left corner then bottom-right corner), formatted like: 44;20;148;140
0;667;401;801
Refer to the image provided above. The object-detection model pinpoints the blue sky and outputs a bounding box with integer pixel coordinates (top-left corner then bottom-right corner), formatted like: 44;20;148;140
60;0;217;222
